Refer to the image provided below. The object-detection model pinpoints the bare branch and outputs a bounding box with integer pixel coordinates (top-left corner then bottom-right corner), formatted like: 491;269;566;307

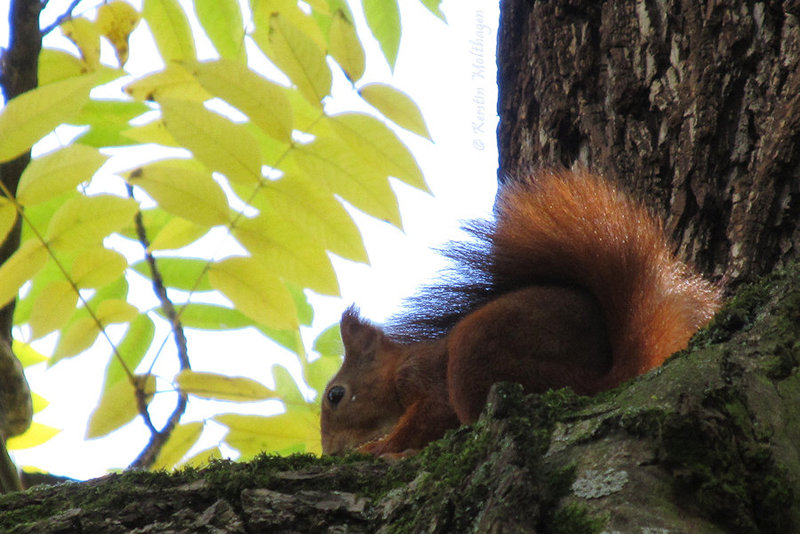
126;184;191;469
40;0;83;36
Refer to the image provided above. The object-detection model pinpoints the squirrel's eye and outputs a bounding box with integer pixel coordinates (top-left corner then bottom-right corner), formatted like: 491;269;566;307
327;385;346;405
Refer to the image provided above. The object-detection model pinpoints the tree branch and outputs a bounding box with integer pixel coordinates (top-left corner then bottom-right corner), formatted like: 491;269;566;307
0;0;43;493
126;184;191;469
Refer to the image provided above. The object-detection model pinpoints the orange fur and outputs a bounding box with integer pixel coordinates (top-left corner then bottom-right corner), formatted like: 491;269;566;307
320;169;722;456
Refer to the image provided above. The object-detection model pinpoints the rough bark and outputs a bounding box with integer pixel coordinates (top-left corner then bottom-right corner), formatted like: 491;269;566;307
498;0;800;282
1;259;799;532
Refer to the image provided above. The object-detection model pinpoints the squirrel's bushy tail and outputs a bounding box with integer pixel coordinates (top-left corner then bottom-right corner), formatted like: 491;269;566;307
489;169;721;388
388;169;721;389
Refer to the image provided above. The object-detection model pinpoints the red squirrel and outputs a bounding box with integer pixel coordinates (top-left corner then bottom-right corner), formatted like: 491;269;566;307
320;169;722;456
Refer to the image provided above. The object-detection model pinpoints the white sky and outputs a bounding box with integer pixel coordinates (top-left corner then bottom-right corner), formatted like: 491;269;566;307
0;0;499;479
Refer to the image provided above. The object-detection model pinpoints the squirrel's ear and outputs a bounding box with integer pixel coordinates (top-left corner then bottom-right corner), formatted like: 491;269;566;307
341;305;382;358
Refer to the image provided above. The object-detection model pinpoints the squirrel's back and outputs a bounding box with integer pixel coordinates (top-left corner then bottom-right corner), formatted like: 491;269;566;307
388;169;721;389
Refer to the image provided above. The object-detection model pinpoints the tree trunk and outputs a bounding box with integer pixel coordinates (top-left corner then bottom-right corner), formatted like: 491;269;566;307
498;0;800;282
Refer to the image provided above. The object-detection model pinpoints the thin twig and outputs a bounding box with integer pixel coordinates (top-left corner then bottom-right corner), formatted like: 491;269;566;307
126;184;191;469
40;0;83;36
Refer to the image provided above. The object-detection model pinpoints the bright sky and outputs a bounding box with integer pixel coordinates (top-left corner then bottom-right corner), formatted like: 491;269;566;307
1;0;499;479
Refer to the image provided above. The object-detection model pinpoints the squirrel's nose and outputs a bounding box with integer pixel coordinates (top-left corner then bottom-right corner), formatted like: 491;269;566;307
326;385;346;406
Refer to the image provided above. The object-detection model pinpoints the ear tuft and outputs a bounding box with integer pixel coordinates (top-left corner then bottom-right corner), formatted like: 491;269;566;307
340;305;383;358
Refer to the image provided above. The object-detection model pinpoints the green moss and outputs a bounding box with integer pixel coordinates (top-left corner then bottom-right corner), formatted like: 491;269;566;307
367;383;604;533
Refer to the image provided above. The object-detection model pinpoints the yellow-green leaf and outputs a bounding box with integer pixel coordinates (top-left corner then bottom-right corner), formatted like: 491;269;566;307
152;422;203;470
6;423;60;450
304;352;342;397
252;0;327;50
71;248;128;288
29;280;78;340
86;374;155;438
142;0;196;62
103;314;155;391
258;13;331;108
0;198;18;245
329;10;365;82
96;0;141;66
96;299;139;325
175;370;277;401
127;159;230;227
46;195;139;251
195;0;246;62
359;83;431;139
291;135;401;227
61;17;101;68
12;340;49;367
180;446;222;468
259;173;367;262
148;217;208;250
124;64;209;102
159;98;262;185
208;256;298;330
215;410;320;457
17;145;109;205
52;316;100;362
31;392;49;414
0;73;97;163
419;0;446;21
38;49;86;85
328;112;427;190
194;59;293;143
362;0;401;69
233;213;339;295
0;240;48;309
122;119;178;146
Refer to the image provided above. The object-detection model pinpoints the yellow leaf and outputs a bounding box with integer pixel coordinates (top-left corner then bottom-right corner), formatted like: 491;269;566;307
329;10;365;82
46;195;139;251
208;256;298;330
71;248;128;288
122;119;179;146
362;0;400;69
97;0;141;66
31;392;49;414
215;410;321;457
159;99;263;185
175;370;277;402
0;240;48;309
60;17;101;68
252;0;327;49
180;446;222;468
194;59;293;143
6;422;60;450
12;340;49;367
96;299;139;324
38;49;86;85
149;217;208;250
124;64;209;102
359;83;431;139
152;422;203;470
87;374;155;438
291;135;401;227
233;213;339;295
127;159;230;227
142;0;195;63
195;0;246;62
258;13;331;108
0;198;18;245
29;280;78;340
0;73;97;163
327;112;427;191
260;173;367;262
52;317;99;362
17;145;109;205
